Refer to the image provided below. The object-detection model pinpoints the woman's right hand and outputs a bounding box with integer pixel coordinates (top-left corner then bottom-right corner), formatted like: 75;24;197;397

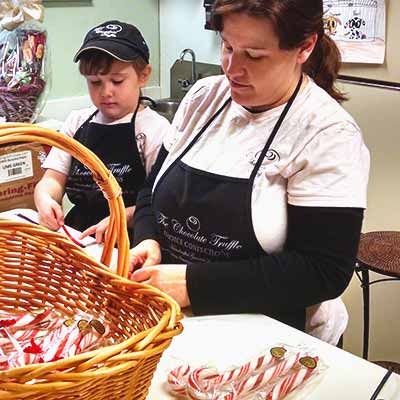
129;239;162;272
36;195;64;231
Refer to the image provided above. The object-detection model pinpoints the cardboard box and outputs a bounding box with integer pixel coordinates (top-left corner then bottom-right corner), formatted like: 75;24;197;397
0;142;47;212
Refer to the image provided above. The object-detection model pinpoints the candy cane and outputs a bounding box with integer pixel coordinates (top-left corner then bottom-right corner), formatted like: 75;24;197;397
9;317;62;343
264;357;318;400
188;346;287;395
0;309;52;330
212;350;280;387
167;364;192;397
0;345;11;371
186;367;220;400
235;352;301;397
213;352;302;400
0;311;61;351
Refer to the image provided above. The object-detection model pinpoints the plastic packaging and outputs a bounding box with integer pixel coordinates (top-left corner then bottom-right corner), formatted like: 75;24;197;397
166;345;327;400
0;0;50;122
0;308;113;371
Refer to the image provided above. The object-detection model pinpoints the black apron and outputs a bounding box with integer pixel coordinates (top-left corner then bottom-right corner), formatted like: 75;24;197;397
65;104;146;233
153;77;305;329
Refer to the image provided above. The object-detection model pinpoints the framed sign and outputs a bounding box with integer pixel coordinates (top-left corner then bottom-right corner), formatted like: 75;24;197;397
43;0;92;6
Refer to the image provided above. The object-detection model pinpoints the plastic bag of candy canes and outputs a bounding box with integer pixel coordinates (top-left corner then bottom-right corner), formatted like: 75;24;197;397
0;308;114;371
166;344;327;400
0;0;50;123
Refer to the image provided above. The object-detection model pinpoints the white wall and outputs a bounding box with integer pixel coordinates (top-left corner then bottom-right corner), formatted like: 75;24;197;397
159;0;221;97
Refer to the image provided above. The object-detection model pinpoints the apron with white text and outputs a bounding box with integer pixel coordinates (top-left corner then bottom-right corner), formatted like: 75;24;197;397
153;77;305;329
65;106;146;232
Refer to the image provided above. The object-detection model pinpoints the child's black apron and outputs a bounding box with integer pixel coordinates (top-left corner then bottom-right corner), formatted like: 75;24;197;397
65;107;145;232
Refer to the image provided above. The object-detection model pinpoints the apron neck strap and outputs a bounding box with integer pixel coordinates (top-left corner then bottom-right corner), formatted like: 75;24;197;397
249;75;303;181
175;96;232;162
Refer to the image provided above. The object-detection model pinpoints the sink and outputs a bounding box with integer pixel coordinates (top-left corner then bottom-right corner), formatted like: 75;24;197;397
145;98;180;123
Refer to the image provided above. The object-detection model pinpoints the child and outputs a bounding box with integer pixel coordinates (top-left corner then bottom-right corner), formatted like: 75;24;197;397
34;20;172;240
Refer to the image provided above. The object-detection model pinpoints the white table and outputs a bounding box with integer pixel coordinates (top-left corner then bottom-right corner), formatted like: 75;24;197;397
1;209;399;399
148;314;400;399
0;207;117;268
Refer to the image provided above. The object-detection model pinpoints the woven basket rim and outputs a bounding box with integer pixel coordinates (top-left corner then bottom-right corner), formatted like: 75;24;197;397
0;123;183;398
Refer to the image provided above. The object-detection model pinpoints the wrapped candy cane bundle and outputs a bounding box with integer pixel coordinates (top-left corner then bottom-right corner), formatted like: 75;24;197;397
232;352;301;398
261;356;319;400
213;347;286;387
166;347;322;400
0;309;60;351
185;347;289;400
167;347;287;399
167;347;288;399
0;309;111;371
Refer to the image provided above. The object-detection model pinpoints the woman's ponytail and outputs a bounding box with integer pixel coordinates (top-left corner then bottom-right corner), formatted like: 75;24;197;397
304;34;347;103
213;0;347;102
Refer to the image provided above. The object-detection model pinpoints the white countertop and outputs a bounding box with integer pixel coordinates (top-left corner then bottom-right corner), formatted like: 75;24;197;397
1;209;399;399
148;314;400;399
0;208;118;269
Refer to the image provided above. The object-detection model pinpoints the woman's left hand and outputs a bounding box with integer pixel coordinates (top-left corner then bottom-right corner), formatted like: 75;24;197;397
130;264;190;308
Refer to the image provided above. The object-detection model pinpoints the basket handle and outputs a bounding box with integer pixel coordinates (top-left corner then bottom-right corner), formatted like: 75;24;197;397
0;123;130;278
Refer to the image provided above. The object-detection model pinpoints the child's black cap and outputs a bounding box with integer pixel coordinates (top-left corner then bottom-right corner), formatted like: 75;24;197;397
73;20;149;64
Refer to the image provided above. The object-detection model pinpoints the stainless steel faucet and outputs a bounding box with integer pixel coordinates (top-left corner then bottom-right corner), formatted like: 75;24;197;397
178;48;197;92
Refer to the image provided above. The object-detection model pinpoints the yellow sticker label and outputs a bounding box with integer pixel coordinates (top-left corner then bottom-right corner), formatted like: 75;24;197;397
270;347;287;359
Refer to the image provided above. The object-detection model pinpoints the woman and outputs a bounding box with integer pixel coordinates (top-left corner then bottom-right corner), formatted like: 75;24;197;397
129;0;370;345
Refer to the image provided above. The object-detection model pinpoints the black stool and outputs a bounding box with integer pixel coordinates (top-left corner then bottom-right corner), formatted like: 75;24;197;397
356;231;400;363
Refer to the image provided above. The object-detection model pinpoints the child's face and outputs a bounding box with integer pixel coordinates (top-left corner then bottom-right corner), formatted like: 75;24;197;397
85;59;151;121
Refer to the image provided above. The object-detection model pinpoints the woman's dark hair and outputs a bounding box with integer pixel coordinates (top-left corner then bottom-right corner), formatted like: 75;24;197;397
212;0;346;102
78;50;148;76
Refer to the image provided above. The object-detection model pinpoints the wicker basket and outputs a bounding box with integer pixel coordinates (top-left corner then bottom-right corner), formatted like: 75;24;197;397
0;123;183;399
0;81;46;123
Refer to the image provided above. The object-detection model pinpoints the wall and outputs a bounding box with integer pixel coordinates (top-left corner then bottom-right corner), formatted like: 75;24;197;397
159;2;400;362
40;0;160;120
159;0;220;98
340;82;400;362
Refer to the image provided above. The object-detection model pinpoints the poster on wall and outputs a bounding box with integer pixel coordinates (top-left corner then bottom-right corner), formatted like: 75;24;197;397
323;0;386;64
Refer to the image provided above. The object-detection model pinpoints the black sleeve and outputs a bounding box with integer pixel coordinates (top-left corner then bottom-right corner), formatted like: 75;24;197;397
133;145;169;245
187;205;363;317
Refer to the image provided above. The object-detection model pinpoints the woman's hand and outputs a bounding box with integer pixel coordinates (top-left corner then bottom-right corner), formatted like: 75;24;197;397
131;264;190;308
80;216;109;243
129;239;162;269
36;195;64;231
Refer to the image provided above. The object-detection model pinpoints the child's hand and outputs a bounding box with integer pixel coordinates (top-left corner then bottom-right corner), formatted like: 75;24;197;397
37;196;64;231
80;216;110;243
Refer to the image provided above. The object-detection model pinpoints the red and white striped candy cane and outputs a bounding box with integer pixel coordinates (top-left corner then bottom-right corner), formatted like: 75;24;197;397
0;311;61;352
167;364;192;397
264;357;318;400
11;317;62;343
213;352;302;400
186;367;220;400
0;309;53;331
234;352;301;397
39;323;82;362
212;350;279;387
77;328;109;354
187;346;286;396
53;325;83;360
